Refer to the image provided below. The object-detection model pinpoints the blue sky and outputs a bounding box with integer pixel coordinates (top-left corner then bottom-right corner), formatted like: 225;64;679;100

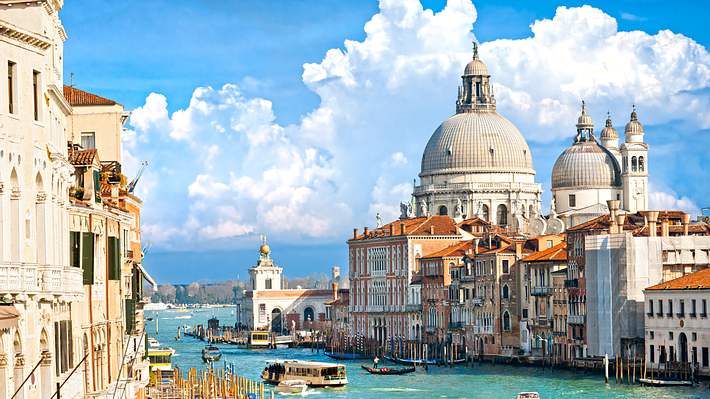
61;1;710;284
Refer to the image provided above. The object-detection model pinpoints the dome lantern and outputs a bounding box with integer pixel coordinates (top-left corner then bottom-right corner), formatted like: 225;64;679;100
600;111;620;150
456;41;496;114
624;104;644;142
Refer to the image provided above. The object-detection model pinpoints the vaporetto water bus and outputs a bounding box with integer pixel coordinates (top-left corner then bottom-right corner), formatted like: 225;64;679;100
261;360;348;387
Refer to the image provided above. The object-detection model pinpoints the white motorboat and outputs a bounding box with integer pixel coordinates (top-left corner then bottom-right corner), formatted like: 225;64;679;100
516;393;540;399
275;379;308;394
147;337;160;348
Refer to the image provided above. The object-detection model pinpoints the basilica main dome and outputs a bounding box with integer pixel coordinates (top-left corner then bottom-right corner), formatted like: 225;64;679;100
420;111;534;177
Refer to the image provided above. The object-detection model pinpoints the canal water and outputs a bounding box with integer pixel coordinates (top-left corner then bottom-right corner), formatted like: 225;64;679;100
146;307;709;399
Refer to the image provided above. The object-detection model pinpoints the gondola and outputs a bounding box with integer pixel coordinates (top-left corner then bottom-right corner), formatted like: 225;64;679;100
324;351;371;360
638;378;693;387
361;365;416;375
384;355;466;366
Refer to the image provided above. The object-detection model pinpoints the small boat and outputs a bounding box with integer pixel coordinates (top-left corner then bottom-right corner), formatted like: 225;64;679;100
324;351;371;360
516;393;540;399
361;365;415;375
638;378;693;387
147;337;161;348
201;345;222;362
275;379;308;394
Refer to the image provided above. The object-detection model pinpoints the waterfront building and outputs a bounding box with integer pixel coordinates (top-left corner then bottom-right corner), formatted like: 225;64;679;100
406;273;423;341
240;240;337;333
551;105;649;229
568;203;710;359
325;287;350;342
0;2;84;398
520;241;567;360
420;241;470;344
412;45;542;230
644;268;710;376
348;216;468;343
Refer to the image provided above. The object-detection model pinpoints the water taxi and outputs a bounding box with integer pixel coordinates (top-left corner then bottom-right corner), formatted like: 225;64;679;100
202;345;222;362
516;393;540;399
262;360;348;387
248;331;271;349
147;347;174;384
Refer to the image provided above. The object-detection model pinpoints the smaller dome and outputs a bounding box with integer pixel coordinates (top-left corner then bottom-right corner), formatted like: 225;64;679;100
576;101;593;129
551;140;622;190
464;58;489;76
259;243;270;256
625;106;644;135
600;113;618;140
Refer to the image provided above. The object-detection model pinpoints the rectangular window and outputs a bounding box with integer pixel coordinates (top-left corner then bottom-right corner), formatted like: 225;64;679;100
704;348;709;368
568;194;576;208
81;132;96;149
265;279;272;290
657;300;663;317
7;61;15;114
667;299;673;317
679;300;685;317
648;300;654;316
650;345;655;363
69;232;81;268
32;70;40;121
502;259;509;274
125;298;136;334
702;300;708;317
692;299;697;317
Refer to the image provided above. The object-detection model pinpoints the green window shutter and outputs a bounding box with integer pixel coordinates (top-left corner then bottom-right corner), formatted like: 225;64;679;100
81;232;94;285
93;170;101;203
125;298;136;334
70;232;81;268
108;237;121;280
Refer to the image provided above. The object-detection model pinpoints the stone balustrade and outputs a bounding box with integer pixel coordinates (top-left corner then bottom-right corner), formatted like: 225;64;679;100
0;262;83;297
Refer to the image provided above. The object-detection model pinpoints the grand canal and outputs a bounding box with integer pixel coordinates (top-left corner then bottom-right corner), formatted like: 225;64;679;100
147;308;709;399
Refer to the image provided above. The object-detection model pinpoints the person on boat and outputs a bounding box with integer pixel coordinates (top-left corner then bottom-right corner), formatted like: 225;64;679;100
373;356;380;369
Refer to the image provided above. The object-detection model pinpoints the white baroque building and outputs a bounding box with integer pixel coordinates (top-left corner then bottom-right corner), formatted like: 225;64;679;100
413;45;542;230
551;103;649;228
0;1;85;398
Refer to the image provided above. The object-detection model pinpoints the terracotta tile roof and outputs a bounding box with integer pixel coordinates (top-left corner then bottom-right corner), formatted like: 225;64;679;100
421;241;471;259
68;148;98;166
567;211;710;237
63;85;118;106
521;242;567;262
351;216;459;240
646;268;710;291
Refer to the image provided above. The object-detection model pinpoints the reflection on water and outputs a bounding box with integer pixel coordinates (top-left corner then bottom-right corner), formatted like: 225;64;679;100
146;308;710;399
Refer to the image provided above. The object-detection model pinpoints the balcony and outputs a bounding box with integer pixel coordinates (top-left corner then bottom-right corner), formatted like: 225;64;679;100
666;312;673;318
0;263;83;297
568;315;585;325
531;286;553;296
449;321;465;330
676;312;685;318
701;312;708;318
564;279;578;288
690;312;697;318
405;304;422;312
646;312;654;318
471;297;484;306
425;326;437;334
656;312;663;318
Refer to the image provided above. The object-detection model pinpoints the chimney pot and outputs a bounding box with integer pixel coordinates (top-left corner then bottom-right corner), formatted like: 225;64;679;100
400;223;406;235
647;211;659;238
353;228;359;239
430;225;435;235
364;227;369;236
616;213;626;230
682;213;690;236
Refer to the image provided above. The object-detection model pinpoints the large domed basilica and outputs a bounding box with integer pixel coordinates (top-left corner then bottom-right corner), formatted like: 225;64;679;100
412;44;542;231
403;44;649;233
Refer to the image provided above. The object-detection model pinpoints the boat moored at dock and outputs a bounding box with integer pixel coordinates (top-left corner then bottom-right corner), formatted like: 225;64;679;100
202;345;222;362
262;360;348;387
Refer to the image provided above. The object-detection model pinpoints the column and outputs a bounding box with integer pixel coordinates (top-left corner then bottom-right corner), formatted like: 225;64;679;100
13;354;24;399
0;354;7;399
40;351;52;399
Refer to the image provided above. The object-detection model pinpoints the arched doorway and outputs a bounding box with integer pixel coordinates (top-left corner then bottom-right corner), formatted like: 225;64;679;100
303;307;314;323
271;308;282;334
679;332;688;363
496;204;508;227
438;205;448;216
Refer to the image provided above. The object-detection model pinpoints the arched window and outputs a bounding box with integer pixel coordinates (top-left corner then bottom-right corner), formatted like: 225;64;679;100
631;156;637;172
496;204;508;227
639;156;645;172
438;205;448;216
528;204;534;218
481;204;489;222
503;311;511;331
303;307;314;322
502;284;509;300
623;156;628;173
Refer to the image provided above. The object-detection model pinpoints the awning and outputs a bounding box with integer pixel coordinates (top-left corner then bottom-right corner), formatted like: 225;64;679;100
136;263;158;291
0;305;20;330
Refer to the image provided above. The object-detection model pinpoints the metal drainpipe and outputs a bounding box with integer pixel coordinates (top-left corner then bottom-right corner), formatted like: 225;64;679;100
105;214;111;384
89;213;96;392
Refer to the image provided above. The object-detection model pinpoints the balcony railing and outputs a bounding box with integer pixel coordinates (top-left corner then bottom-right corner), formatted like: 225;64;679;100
646;312;654;317
568;315;585;325
564;279;578;288
531;286;553;296
405;304;422;312
0;262;83;296
449;321;465;329
666;312;673;318
690;312;697;318
676;312;685;318
471;297;484;306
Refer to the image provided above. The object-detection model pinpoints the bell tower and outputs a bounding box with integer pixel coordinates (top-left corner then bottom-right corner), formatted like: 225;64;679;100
248;234;283;291
620;106;649;213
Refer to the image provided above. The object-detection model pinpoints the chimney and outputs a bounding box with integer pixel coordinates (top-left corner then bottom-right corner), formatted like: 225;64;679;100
607;200;619;233
473;238;480;255
515;240;523;260
363;226;369;237
647;211;659;237
353;228;359;239
616;213;626;233
400;223;406;235
682;213;690;236
661;219;670;237
332;281;338;301
430;225;435;235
